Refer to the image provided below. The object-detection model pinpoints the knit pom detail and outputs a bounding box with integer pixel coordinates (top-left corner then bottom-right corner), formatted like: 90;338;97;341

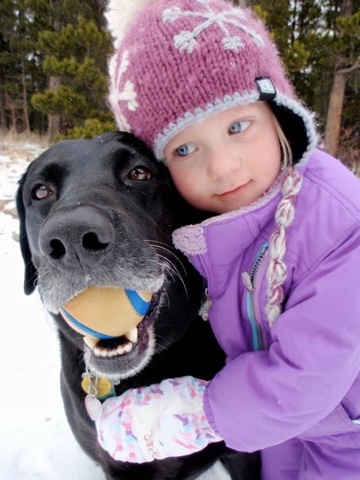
265;168;303;326
106;0;158;46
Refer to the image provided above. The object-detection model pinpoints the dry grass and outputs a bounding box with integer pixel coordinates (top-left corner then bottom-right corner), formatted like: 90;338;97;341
0;130;51;164
0;129;51;148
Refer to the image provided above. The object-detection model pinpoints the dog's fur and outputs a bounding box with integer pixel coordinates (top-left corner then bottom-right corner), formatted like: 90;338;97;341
16;132;260;480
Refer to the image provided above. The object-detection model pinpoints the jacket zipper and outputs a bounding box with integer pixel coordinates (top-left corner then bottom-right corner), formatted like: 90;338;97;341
199;287;212;321
242;242;269;351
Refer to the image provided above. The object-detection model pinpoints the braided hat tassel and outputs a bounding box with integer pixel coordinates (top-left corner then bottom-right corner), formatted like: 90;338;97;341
265;169;303;326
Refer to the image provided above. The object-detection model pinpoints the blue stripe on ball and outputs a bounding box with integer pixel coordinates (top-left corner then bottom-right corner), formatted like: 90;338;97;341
125;289;151;316
60;308;116;340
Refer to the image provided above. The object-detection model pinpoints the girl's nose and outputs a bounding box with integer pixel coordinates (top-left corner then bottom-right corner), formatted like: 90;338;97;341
206;146;240;180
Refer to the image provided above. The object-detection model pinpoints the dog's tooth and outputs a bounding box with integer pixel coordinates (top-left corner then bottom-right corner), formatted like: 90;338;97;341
126;327;138;344
117;344;126;355
84;336;99;349
93;345;107;358
123;342;133;353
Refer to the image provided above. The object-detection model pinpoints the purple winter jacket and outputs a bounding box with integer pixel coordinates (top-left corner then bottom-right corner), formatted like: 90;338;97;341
172;148;360;453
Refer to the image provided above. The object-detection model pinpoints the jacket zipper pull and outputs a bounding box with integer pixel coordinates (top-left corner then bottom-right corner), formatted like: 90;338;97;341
199;288;212;321
242;272;254;293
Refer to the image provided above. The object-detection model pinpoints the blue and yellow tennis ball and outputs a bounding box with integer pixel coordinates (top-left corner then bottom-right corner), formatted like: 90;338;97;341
60;286;152;340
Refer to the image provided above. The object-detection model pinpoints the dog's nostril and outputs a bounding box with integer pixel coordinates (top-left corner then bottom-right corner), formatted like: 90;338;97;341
46;232;110;262
50;239;66;260
82;232;109;251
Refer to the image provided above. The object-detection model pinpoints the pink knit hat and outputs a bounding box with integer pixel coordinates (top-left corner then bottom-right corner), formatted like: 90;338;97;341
108;0;317;163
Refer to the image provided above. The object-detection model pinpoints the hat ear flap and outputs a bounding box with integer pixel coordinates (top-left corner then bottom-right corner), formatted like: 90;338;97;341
16;173;38;295
269;103;312;164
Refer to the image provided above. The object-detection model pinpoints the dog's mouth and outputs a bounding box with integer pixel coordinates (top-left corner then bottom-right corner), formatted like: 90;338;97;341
57;275;169;379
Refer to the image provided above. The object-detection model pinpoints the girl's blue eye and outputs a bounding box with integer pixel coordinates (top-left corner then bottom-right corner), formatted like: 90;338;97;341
175;144;195;157
229;120;250;135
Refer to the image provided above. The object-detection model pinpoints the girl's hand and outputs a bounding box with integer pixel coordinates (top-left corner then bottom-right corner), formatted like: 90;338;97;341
95;376;223;463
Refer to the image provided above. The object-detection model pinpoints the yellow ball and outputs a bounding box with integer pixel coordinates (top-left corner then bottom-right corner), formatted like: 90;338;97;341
60;286;152;339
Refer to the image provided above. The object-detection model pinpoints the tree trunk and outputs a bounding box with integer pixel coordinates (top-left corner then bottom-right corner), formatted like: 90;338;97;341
46;12;62;143
5;92;17;130
21;59;31;134
323;71;346;156
47;76;61;142
0;89;7;133
323;0;354;157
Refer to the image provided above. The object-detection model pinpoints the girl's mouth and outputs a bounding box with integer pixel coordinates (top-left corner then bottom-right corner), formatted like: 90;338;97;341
217;181;250;200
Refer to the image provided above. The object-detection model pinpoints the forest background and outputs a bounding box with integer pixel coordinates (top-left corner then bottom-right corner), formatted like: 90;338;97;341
0;0;359;171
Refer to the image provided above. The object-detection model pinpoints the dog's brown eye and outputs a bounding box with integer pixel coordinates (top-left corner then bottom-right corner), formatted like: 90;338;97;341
128;167;152;181
32;184;54;200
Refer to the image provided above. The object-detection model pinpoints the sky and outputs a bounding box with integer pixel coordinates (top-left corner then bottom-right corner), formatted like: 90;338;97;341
0;138;228;480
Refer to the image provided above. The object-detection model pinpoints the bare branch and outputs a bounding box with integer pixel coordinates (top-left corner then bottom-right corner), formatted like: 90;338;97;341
337;59;360;74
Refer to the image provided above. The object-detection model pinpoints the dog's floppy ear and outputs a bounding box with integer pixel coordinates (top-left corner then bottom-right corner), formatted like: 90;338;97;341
16;171;37;295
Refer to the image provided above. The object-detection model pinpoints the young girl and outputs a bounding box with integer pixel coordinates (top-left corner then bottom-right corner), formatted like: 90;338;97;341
95;0;360;477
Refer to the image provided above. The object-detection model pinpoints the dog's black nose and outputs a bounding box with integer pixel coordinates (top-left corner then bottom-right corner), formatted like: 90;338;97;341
39;206;115;269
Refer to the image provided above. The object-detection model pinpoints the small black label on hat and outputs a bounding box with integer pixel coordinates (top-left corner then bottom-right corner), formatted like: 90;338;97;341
255;77;276;101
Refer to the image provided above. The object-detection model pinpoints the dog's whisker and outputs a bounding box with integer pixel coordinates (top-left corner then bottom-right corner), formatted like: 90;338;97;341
147;240;188;275
161;261;189;300
148;255;185;290
164;259;186;285
153;252;184;280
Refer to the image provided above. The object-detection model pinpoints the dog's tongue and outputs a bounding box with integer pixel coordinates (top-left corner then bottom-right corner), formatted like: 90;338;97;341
60;286;152;339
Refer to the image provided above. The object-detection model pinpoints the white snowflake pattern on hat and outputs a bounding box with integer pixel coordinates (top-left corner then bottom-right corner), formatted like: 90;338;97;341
110;50;138;125
162;0;264;54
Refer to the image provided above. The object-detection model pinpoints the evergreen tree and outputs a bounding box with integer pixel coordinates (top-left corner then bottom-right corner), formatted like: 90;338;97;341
0;0;17;131
0;0;357;158
249;0;359;163
31;1;115;140
0;0;44;133
323;0;359;162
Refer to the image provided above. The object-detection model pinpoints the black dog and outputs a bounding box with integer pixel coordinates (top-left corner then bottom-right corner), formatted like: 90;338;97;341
16;132;260;480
